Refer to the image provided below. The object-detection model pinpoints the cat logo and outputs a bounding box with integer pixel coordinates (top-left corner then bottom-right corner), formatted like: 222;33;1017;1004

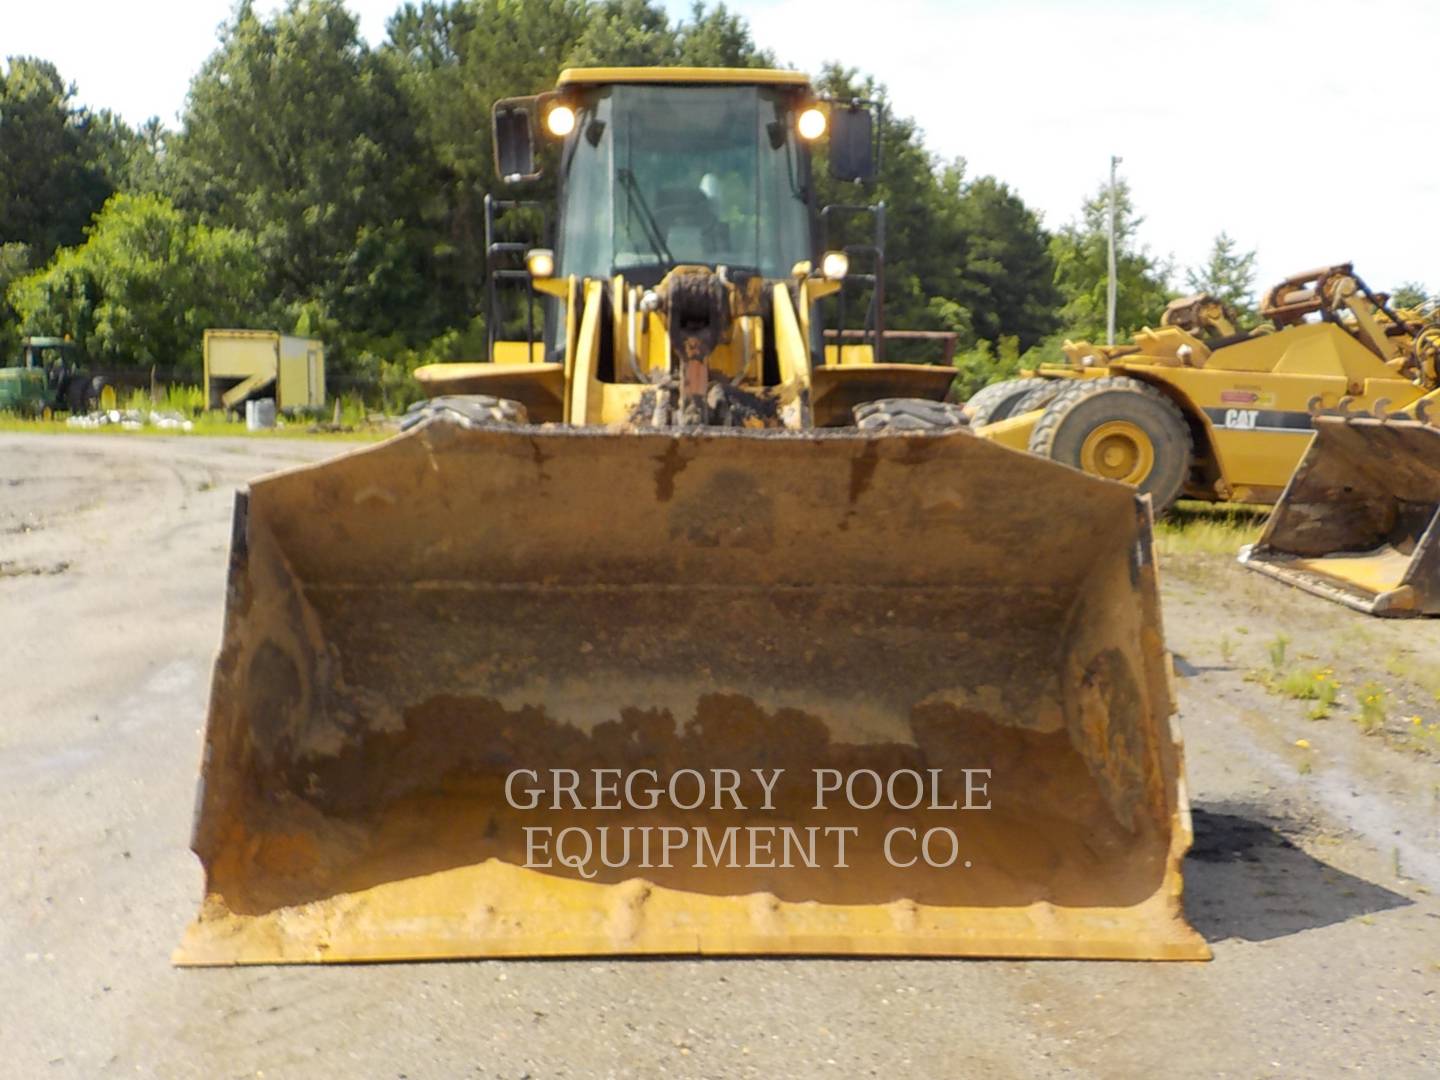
1223;408;1259;430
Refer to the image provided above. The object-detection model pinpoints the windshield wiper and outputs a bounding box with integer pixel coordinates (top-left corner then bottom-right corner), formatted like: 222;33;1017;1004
617;168;675;267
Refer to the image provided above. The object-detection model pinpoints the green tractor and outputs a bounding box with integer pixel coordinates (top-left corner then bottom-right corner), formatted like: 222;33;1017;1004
0;337;114;417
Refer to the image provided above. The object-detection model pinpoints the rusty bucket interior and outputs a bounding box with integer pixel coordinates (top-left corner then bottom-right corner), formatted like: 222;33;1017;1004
1242;417;1440;615
176;423;1208;964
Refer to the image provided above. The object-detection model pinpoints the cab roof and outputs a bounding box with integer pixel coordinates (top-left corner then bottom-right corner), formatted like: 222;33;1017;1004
556;67;811;89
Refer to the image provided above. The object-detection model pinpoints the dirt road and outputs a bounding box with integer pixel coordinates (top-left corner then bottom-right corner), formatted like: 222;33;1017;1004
2;433;1437;1078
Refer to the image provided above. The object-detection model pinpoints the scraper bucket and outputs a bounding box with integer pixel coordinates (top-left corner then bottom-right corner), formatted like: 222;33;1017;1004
1242;416;1440;616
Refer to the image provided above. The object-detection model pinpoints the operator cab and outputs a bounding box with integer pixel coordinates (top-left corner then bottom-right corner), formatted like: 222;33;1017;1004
554;82;815;287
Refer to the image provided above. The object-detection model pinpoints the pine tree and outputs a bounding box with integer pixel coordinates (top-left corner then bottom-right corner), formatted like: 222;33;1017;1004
1185;232;1258;322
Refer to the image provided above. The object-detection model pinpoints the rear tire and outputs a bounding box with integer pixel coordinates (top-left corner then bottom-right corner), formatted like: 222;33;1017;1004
1027;377;1192;510
1006;380;1067;416
853;398;971;432
401;394;528;432
86;376;111;412
64;375;92;414
964;377;1052;426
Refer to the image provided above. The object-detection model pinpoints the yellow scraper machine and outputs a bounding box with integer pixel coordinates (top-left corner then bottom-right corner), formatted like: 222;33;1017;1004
1233;270;1440;616
176;67;1208;965
966;264;1439;512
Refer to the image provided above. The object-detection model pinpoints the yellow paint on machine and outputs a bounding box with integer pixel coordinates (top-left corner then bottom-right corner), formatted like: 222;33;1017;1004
178;66;1211;965
177;860;1204;965
1241;414;1440;616
970;265;1439;507
176;424;1208;964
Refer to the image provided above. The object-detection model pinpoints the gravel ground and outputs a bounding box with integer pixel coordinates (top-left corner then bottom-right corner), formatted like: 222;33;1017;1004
1;432;1437;1079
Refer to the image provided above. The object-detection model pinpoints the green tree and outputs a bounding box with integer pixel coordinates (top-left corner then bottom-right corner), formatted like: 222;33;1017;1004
169;0;438;355
1389;281;1430;311
811;65;1057;369
567;0;678;65
673;2;774;67
384;0;589;331
87;111;169;196
1185;231;1257;320
0;57;114;263
946;174;1060;350
0;242;32;357
1049;175;1173;346
7;193;264;373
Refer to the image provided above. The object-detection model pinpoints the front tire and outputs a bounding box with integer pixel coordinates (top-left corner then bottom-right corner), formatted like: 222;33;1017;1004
1027;377;1192;509
853;398;971;432
401;394;528;432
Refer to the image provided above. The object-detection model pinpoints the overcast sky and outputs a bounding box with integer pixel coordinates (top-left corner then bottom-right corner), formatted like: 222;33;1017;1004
6;0;1438;297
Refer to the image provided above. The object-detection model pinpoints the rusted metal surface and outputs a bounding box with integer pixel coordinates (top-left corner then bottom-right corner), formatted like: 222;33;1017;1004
1242;416;1440;615
177;423;1206;963
662;269;730;425
809;365;957;427
823;329;960;366
1160;294;1237;340
413;363;566;423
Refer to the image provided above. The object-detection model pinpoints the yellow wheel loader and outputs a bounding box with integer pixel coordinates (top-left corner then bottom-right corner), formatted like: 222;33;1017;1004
176;68;1207;965
969;265;1440;511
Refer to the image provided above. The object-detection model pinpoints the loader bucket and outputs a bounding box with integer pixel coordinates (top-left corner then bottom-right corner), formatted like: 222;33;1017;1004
176;423;1208;964
1241;416;1440;615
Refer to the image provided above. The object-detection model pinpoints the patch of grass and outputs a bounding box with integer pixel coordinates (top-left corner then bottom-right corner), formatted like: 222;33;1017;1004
1154;501;1268;556
1218;634;1234;665
1404;715;1440;753
0;407;384;442
1273;667;1341;718
117;384;207;416
1355;682;1389;734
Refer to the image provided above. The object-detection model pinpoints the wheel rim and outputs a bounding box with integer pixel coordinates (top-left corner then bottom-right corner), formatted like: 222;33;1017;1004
1079;420;1154;485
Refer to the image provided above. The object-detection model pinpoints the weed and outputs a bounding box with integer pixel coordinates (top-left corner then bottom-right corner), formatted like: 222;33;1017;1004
1219;634;1234;665
1267;634;1290;674
1272;667;1342;718
117;384;207;416
1355;682;1389;734
1405;716;1440;754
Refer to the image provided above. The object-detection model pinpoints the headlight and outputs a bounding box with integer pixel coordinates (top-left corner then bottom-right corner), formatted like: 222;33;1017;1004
797;106;827;140
820;250;849;280
544;104;576;137
526;249;555;279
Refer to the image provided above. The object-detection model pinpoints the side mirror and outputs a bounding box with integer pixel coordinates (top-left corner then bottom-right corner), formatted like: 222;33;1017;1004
493;98;538;182
829;105;876;183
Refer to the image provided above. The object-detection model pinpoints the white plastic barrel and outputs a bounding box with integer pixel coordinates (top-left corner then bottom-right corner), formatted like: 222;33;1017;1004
245;399;277;431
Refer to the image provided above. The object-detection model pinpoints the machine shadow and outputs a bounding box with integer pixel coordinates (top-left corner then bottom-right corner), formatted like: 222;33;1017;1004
1183;803;1410;943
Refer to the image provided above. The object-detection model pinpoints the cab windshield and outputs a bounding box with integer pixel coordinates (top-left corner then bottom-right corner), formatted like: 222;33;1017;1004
556;84;813;282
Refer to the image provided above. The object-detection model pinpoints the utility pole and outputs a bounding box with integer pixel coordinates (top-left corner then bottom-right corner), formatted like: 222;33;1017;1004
1106;155;1122;346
